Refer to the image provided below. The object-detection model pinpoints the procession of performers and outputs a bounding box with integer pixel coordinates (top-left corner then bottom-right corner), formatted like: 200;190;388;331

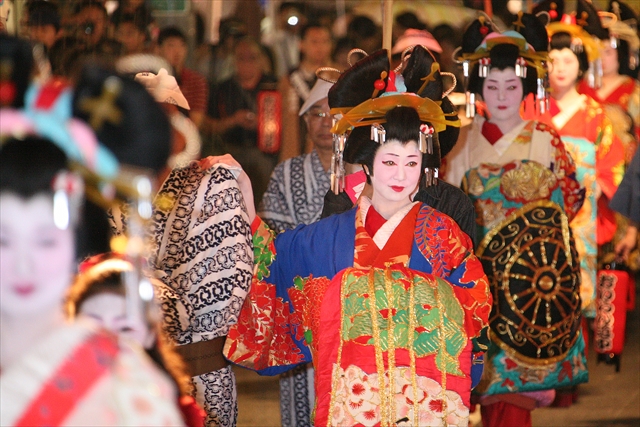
1;1;639;427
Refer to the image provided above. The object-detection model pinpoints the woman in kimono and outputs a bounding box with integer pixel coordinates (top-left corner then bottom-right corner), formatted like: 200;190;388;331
218;47;492;427
0;117;184;425
578;0;639;148
539;11;626;318
445;13;587;427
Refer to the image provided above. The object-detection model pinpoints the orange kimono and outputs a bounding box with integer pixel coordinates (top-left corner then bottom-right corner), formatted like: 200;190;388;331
538;94;625;317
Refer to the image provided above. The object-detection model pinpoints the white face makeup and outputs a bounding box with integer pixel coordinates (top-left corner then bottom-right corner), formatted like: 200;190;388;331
548;48;581;95
369;139;422;215
600;44;619;77
482;67;524;125
0;193;76;319
79;292;154;348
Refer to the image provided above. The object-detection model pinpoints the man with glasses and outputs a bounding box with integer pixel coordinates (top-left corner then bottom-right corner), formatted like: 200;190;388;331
257;79;332;427
259;79;332;231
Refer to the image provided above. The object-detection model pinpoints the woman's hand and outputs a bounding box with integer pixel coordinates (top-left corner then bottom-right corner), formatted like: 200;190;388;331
198;155;256;223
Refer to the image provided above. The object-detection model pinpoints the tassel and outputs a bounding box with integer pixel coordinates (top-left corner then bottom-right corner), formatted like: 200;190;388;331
331;133;346;194
536;77;548;114
462;60;470;79
515;57;527;78
419;124;434;154
587;59;603;89
466;91;476;118
370;123;386;144
423;132;441;187
479;58;490;77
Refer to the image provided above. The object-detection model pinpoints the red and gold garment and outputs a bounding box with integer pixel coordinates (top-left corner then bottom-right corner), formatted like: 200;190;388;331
578;76;640;155
225;198;491;426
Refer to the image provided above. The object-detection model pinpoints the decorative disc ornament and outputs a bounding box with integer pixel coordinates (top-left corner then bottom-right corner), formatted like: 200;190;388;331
476;201;582;365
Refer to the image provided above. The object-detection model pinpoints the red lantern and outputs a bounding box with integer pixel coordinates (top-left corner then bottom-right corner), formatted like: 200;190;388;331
594;262;634;371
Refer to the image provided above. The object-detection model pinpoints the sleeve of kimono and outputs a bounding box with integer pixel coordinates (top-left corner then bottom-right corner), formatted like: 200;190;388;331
596;114;626;200
225;215;340;375
542;122;586;222
419;209;492;339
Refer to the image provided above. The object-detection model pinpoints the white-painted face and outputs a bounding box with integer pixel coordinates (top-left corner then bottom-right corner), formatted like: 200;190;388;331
79;292;153;348
482;67;524;123
370;139;422;210
549;48;581;94
0;193;75;318
601;44;619;76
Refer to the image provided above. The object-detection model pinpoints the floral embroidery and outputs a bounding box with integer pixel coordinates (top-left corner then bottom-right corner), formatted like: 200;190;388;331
500;161;558;203
330;365;468;427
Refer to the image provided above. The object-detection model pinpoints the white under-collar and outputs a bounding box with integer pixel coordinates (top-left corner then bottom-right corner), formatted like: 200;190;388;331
359;197;419;249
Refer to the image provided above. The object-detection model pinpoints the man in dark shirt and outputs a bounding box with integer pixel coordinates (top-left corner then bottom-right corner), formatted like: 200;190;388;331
207;37;279;207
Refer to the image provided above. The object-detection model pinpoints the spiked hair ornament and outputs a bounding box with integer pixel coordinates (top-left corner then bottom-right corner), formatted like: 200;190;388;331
453;12;549;117
320;48;460;193
600;1;640;70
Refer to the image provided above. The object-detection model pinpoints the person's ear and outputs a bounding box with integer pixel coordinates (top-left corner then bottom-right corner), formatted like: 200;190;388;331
363;164;370;176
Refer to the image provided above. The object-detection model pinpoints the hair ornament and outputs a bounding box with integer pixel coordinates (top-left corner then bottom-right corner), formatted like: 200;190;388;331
51;170;85;230
478;57;490;77
466;92;476;118
78;76;123;131
347;48;369;67
330;130;347;194
419;124;434;154
331;93;457;135
417;62;440;95
441;72;457;98
316;66;341;84
515;57;528;78
602;3;639;70
372;71;388;98
370;123;386;144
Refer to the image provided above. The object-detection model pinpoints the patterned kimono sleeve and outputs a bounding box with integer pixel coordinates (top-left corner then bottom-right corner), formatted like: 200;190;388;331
424;211;492;340
543;122;586;221
595;114;626;200
224;217;314;375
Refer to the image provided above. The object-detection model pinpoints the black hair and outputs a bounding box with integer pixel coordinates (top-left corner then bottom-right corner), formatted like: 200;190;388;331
549;32;590;75
280;1;305;14
615;39;637;78
0;34;34;108
73;65;172;173
27;0;61;31
0;136;111;259
0;136;67;198
467;43;538;97
74;0;107;16
158;26;187;45
331;46;457;187
395;11;426;31
462;13;547;98
117;12;148;34
348;16;379;39
345;107;430;185
300;22;330;41
329;49;390;109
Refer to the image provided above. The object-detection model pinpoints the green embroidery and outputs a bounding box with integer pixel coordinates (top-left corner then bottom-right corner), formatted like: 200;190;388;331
341;268;467;376
252;223;276;281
